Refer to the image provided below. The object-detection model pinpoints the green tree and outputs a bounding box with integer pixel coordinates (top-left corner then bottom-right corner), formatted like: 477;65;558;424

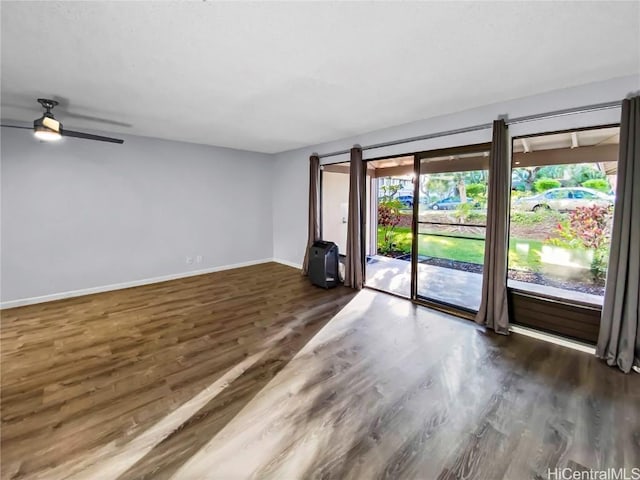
420;175;448;203
454;173;467;203
512;166;541;192
570;164;605;185
535;165;566;180
582;178;610;192
379;184;402;202
533;178;561;192
466;183;486;198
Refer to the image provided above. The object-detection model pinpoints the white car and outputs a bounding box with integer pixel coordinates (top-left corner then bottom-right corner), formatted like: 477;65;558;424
512;187;614;212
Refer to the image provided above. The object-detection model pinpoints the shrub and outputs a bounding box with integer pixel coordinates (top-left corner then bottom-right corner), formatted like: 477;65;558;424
582;178;610;192
466;183;486;197
510;209;563;226
533;178;561;192
467;211;487;224
454;202;473;223
377;201;402;255
546;205;611;282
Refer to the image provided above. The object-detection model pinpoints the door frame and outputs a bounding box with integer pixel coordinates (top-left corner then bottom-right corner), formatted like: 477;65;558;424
363;142;491;319
410;142;492;318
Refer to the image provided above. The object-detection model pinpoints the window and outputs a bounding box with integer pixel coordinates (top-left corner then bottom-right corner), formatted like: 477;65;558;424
508;126;619;306
573;190;596;199
546;190;568;199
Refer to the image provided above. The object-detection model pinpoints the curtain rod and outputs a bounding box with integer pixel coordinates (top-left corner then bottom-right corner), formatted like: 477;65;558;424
317;100;622;159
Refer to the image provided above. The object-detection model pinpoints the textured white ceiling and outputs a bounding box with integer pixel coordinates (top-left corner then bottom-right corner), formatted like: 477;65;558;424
1;1;638;153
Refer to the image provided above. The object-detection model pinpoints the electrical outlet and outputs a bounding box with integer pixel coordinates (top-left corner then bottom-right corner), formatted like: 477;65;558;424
186;256;194;265
196;255;203;264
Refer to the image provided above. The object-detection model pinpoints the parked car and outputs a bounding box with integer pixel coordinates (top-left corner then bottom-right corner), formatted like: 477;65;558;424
511;187;614;212
429;197;478;210
397;195;414;208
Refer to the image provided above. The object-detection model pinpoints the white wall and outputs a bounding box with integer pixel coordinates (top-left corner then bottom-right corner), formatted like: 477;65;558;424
1;128;274;304
2;75;638;304
272;75;639;268
321;171;349;254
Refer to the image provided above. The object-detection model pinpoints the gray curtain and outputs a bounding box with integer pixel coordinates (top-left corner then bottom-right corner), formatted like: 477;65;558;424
345;147;364;289
475;119;510;334
302;155;320;275
597;96;640;374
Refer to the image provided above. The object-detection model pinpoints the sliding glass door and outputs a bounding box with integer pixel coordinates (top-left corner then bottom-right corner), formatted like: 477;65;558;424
321;127;620;343
413;145;491;312
358;145;491;314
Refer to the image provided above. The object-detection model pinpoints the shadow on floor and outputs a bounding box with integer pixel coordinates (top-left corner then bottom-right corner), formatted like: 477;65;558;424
117;286;358;480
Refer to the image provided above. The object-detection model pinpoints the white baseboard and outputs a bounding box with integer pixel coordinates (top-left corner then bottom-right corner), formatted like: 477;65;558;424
0;258;274;310
272;258;303;270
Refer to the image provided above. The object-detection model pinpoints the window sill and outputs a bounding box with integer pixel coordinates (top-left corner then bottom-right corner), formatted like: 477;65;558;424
507;279;603;309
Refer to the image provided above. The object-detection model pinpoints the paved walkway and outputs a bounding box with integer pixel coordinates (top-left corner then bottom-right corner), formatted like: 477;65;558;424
365;255;603;310
365;256;482;311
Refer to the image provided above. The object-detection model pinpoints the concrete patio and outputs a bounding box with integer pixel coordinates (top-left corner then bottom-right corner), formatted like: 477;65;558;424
365;255;482;311
364;255;603;311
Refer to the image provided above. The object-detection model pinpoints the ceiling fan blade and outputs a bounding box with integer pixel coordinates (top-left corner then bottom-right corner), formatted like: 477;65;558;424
1;124;33;130
61;129;124;144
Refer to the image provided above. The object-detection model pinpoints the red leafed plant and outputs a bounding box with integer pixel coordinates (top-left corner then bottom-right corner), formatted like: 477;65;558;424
378;203;401;254
547;204;612;281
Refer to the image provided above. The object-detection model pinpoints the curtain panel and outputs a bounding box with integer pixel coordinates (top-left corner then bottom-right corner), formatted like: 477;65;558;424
597;96;640;374
475;119;510;334
345;147;364;289
302;155;320;275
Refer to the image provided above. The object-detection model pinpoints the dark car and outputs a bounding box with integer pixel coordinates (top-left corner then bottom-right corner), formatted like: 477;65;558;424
397;195;414;208
429;197;477;210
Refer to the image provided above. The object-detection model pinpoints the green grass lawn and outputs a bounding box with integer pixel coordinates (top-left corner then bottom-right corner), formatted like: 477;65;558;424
378;226;543;271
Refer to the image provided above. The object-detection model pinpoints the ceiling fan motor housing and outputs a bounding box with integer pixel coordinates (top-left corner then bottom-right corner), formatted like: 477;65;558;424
37;98;58;114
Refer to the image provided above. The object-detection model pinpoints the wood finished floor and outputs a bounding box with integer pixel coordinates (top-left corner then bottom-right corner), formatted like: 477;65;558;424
1;262;638;479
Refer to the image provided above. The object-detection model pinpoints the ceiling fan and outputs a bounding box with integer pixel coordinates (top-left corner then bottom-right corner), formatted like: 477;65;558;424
1;99;124;144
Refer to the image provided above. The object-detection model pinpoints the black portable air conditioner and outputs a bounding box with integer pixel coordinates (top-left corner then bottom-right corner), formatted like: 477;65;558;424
308;241;339;288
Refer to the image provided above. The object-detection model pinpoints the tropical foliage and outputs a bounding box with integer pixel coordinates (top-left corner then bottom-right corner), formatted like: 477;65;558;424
546;205;611;281
377;185;404;254
533;177;561;192
581;178;610;192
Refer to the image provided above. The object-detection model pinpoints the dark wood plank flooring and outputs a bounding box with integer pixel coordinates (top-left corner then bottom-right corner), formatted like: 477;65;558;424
1;262;638;479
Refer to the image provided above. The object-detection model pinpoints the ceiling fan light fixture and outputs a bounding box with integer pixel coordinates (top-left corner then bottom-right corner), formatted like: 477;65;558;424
33;114;62;141
34;125;62;141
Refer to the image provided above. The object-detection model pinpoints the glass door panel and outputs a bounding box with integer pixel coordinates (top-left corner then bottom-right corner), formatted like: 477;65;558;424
415;147;490;311
364;156;415;298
